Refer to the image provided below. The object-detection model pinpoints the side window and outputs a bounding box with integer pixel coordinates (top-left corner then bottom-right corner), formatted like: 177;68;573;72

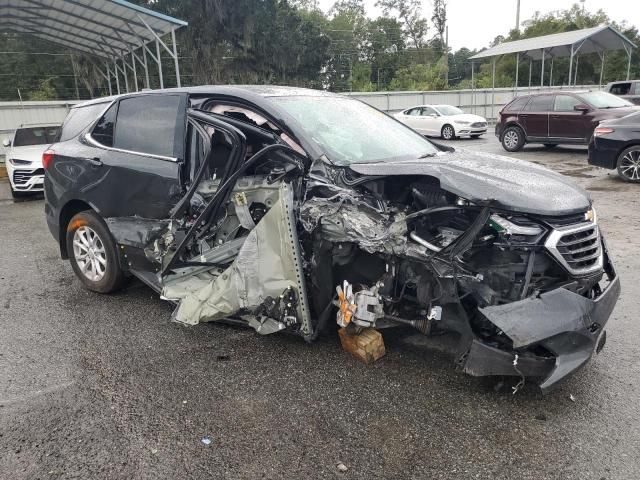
406;108;420;116
421;107;437;116
610;83;631;95
59;103;108;142
91;103;117;147
633;83;640;95
505;96;530;111
524;95;554;112
113;95;183;158
554;95;582;112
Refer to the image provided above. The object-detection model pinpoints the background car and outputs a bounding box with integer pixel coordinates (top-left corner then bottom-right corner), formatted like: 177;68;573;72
394;104;487;140
3;124;60;198
605;80;640;105
589;111;640;182
495;91;639;152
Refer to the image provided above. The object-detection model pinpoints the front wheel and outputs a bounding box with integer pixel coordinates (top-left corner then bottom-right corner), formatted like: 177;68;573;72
441;124;455;140
66;211;125;293
501;126;525;152
616;146;640;183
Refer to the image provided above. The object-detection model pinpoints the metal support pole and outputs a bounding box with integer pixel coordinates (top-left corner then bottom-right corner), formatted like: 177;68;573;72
70;55;80;99
471;61;475;115
540;49;545;87
626;46;632;80
568;45;574;86
113;59;121;95
515;52;519;90
131;50;138;92
599;51;605;88
171;29;181;88
574;55;579;86
106;62;112;96
122;57;129;92
156;39;164;89
142;45;150;89
528;57;532;93
549;57;554;87
492;58;496;122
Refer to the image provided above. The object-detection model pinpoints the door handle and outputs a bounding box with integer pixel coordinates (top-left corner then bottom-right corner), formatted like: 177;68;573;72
84;157;102;166
551;114;560;118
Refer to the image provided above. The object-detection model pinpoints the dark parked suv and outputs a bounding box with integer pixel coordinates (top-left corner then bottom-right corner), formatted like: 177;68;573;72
496;91;639;152
44;86;619;392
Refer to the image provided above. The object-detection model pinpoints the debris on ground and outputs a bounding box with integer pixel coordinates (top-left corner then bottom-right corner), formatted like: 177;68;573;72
201;436;212;446
569;394;577;402
337;462;348;472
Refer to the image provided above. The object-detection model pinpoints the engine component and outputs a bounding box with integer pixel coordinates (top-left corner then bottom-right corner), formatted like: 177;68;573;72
335;280;384;328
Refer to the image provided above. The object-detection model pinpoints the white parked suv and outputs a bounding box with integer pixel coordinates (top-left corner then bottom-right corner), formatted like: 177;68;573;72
394;105;488;140
3;124;60;198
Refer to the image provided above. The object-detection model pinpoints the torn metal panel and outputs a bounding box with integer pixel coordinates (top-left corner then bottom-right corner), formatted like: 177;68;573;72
161;183;311;336
300;196;408;255
105;216;171;263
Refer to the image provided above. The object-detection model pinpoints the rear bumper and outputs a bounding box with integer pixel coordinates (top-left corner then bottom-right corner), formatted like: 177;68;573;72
461;248;620;393
588;141;618;170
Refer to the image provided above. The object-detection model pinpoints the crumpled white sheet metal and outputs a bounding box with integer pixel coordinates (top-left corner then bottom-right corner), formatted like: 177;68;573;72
162;184;309;330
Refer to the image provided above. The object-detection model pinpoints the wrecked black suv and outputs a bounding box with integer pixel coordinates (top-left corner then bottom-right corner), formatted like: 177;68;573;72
45;86;620;392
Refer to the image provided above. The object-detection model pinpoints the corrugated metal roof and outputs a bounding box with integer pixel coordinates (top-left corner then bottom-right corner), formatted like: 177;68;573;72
469;25;635;60
0;0;187;60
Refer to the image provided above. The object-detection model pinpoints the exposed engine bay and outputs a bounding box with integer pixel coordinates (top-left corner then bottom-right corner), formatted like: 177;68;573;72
105;106;620;394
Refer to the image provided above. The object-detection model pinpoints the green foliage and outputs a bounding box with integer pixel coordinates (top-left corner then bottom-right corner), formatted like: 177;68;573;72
1;0;638;100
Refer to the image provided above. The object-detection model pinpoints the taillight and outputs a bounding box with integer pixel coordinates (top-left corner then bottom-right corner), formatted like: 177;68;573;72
42;149;54;169
594;127;614;137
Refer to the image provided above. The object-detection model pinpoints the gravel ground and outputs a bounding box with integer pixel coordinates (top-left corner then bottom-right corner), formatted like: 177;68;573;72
1;138;639;479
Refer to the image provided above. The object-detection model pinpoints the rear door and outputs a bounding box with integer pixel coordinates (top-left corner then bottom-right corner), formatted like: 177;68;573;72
82;93;188;219
519;94;553;139
549;94;587;141
400;107;423;130
417;106;441;135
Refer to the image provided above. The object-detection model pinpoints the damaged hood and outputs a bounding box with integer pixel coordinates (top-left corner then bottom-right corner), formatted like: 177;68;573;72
348;149;591;216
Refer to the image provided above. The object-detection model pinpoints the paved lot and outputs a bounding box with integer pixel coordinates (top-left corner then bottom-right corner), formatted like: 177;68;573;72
1;138;639;479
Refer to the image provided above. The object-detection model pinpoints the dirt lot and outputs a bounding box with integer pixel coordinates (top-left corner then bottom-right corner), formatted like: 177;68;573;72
1;138;639;480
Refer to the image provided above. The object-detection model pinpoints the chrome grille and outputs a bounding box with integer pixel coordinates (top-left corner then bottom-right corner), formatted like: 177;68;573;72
471;122;487;128
13;168;44;186
545;222;602;275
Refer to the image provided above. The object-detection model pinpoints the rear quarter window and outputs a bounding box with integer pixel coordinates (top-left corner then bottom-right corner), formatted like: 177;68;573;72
59;103;108;142
504;96;530;111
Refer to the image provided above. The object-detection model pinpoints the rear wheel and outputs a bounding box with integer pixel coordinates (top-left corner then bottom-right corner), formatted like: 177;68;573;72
501;126;525;152
441;124;455;140
66;210;125;293
616;146;640;183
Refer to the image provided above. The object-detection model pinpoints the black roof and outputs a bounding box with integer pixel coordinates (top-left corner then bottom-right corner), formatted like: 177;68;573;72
72;85;337;109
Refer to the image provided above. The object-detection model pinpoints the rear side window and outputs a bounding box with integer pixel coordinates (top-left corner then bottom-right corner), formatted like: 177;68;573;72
113;95;183;158
91;104;117;147
554;95;582;112
406;108;420;116
505;96;529;111
59;103;108;142
524;95;554;112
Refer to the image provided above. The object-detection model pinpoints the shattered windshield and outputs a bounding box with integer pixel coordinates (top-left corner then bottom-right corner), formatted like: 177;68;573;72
273;96;439;165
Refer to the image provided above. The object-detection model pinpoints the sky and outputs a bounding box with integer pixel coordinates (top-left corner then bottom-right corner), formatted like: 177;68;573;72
316;0;638;51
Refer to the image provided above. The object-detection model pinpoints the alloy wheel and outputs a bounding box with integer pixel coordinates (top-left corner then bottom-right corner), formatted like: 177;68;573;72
504;130;519;150
619;148;640;181
442;126;454;140
73;226;107;282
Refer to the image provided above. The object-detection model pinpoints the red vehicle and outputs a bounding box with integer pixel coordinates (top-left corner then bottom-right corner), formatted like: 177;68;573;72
495;91;639;152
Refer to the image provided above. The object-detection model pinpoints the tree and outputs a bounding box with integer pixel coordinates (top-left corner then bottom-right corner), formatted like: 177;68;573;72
375;0;429;50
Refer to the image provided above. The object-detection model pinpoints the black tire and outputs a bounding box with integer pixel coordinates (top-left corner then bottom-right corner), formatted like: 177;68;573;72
616;146;640;183
441;124;455;140
501;126;525;152
544;143;558;149
66;210;125;293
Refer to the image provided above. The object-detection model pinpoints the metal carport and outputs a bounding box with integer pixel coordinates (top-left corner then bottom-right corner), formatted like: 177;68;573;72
0;0;187;94
468;25;636;109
